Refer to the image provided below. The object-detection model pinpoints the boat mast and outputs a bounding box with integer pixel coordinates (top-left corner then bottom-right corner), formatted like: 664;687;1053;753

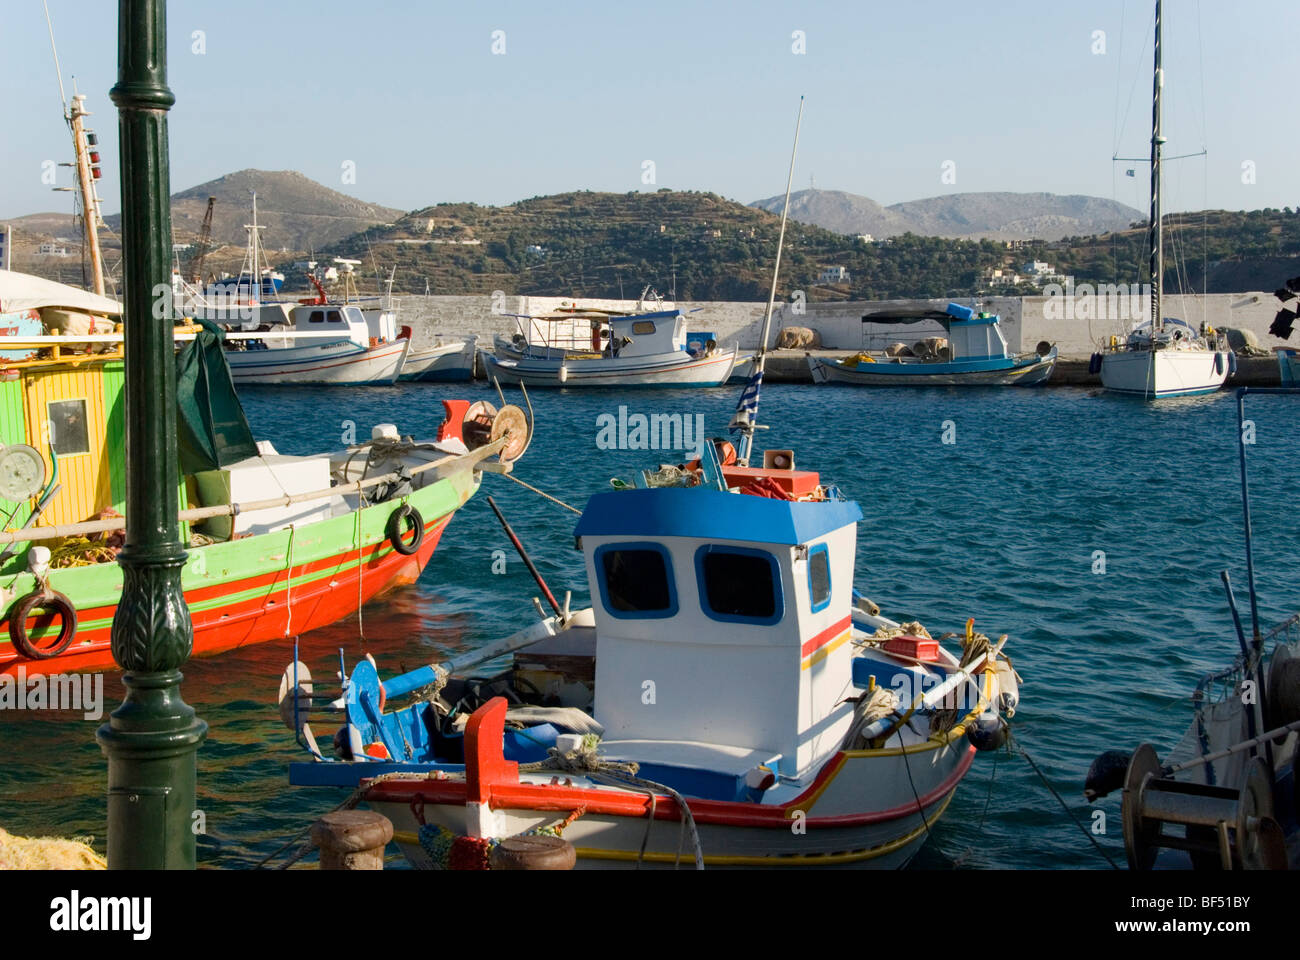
45;2;106;295
1149;0;1165;335
738;95;804;466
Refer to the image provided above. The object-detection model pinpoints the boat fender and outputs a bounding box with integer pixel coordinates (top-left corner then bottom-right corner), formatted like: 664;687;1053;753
387;504;425;556
1088;352;1103;375
966;710;1007;752
1214;352;1224;375
993;658;1019;716
9;588;78;659
1228;351;1238;376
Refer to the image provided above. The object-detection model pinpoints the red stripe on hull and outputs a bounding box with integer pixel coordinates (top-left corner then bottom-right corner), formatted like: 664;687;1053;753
365;745;976;830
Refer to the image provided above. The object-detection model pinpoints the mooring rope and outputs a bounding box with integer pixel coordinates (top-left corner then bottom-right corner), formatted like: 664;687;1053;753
501;472;581;514
1012;733;1120;870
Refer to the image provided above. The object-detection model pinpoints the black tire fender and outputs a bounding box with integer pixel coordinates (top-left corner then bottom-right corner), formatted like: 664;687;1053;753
387;504;424;556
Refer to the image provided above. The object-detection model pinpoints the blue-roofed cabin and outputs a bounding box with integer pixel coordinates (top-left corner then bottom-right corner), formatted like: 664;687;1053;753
573;486;864;786
942;302;1013;362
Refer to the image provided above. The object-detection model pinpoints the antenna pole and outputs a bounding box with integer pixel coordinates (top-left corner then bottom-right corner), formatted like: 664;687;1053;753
739;95;804;465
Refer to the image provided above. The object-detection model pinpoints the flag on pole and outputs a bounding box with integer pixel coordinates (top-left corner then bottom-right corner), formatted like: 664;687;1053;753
1125;169;1136;178
729;369;763;434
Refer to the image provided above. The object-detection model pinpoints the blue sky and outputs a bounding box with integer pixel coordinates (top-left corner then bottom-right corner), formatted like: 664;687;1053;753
5;0;1296;219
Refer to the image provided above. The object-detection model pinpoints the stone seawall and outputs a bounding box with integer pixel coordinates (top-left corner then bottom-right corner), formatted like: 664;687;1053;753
395;291;1286;362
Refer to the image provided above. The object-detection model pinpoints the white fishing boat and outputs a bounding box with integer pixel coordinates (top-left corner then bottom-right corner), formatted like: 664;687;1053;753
223;303;410;386
483;309;738;388
809;304;1057;387
281;98;1022;871
400;335;478;382
1097;0;1231;399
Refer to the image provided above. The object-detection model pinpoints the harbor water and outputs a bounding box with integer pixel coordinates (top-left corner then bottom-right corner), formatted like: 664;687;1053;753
0;383;1295;869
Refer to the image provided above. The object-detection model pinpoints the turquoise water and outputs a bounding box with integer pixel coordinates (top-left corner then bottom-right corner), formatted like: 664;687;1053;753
0;383;1295;869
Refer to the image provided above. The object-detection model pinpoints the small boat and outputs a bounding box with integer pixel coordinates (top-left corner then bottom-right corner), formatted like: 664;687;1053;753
399;335;478;383
1275;345;1299;386
281;99;1021;870
808;303;1057;386
1083;387;1300;870
1096;0;1232;399
484;309;738;388
222;303;411;386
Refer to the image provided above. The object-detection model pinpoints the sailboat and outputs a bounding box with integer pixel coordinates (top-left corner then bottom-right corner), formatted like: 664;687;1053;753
1098;0;1232;399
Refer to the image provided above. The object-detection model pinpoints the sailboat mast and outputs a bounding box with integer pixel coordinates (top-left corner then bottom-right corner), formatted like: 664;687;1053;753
1149;0;1165;334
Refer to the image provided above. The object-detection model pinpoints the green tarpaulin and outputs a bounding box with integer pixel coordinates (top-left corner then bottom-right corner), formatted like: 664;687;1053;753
176;319;257;474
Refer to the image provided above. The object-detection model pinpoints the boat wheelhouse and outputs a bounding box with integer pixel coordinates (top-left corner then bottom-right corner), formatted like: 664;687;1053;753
809;303;1057;386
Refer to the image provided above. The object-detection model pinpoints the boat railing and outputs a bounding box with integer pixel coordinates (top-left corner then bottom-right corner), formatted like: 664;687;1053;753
1192;612;1300;706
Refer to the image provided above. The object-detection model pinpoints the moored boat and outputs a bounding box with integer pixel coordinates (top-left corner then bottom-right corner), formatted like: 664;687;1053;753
808;303;1057;386
1096;0;1232;400
222;303;411;386
484;309;738;388
399;335;478;382
281;99;1022;870
0;270;530;677
1083;387;1300;869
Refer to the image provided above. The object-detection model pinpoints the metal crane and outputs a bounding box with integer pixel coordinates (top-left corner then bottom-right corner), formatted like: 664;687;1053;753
189;195;215;284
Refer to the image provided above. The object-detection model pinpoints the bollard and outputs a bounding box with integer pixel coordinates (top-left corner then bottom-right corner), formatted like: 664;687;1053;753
311;810;393;870
489;833;576;870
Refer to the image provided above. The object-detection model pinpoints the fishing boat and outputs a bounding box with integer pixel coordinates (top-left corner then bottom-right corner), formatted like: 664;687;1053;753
280;98;1022;870
808;304;1057;386
1083;387;1300;870
1275;346;1299;386
399;335;478;383
484;309;739;388
221;302;411;386
1096;0;1232;399
0;269;530;678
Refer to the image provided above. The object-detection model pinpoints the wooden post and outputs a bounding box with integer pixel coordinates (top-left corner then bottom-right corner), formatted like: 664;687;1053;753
311;810;393;870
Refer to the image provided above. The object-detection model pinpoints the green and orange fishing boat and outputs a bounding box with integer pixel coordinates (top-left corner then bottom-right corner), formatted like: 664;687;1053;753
0;268;530;678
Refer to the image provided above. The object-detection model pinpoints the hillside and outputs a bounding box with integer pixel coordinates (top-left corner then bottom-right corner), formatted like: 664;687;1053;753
7;174;1296;302
751;189;1142;241
110;169;403;252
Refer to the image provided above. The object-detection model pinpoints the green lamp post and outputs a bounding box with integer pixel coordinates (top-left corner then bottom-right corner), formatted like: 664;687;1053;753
95;0;207;870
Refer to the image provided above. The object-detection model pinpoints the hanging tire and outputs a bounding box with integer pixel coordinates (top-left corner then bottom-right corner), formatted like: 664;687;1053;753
10;589;78;660
387;504;424;556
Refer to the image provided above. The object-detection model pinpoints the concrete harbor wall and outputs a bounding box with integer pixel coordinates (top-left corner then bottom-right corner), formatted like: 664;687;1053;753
393;291;1288;385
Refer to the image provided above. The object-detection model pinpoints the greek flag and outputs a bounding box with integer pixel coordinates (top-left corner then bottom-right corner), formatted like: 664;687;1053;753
729;370;762;434
1125;169;1136;178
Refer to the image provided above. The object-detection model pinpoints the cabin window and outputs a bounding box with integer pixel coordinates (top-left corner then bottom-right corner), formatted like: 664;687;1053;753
807;544;831;612
308;311;325;324
326;311;343;324
47;399;90;456
695;545;784;626
631;321;657;335
594;543;677;619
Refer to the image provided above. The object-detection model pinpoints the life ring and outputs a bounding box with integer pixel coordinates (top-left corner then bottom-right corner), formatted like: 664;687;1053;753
387;504;424;556
9;589;78;659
